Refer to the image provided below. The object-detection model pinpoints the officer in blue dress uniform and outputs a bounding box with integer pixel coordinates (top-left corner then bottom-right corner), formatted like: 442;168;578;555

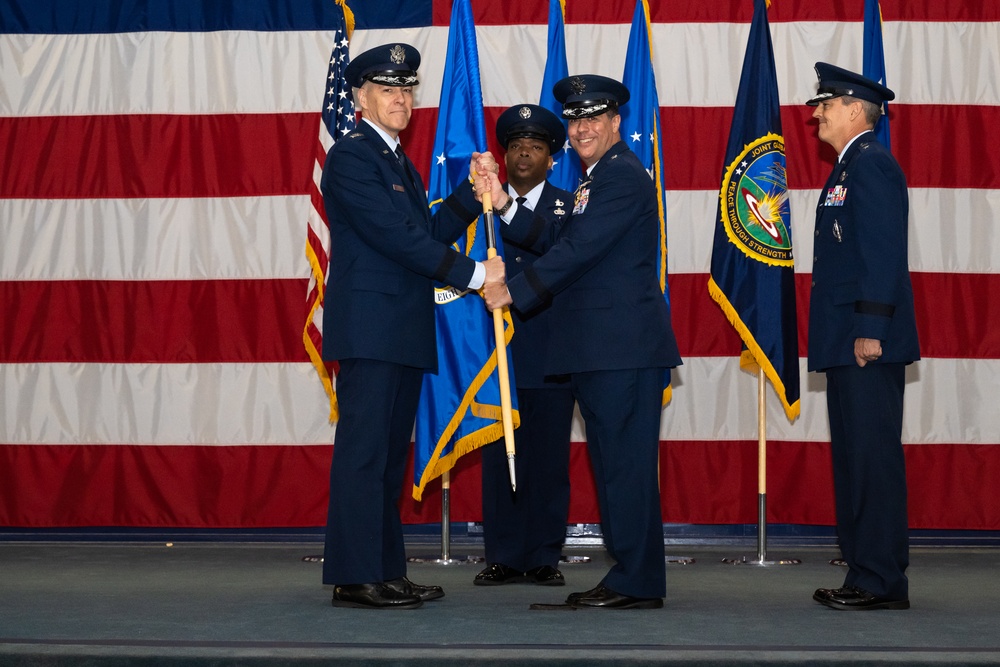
474;104;576;588
806;63;919;611
320;43;505;610
481;76;682;609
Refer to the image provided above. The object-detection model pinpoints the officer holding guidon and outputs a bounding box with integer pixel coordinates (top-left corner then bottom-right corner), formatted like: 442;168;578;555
481;75;681;609
320;43;504;610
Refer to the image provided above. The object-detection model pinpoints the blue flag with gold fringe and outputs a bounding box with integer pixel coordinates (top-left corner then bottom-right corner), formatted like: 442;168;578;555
863;0;891;149
707;0;800;420
412;0;518;501
621;0;673;404
539;0;581;192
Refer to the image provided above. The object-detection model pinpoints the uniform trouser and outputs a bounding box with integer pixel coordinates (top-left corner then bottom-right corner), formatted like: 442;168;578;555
825;362;909;600
481;386;575;571
322;358;423;585
572;367;666;599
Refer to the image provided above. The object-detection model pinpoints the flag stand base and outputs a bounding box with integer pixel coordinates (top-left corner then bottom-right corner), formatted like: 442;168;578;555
406;555;484;565
722;494;801;566
406;485;484;565
721;555;802;566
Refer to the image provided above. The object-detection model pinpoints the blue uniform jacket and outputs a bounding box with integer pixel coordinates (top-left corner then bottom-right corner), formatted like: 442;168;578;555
808;130;920;371
503;140;681;375
320;120;482;372
502;181;572;388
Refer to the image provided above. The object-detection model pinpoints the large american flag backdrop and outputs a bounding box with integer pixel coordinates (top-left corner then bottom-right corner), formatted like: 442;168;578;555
2;0;998;530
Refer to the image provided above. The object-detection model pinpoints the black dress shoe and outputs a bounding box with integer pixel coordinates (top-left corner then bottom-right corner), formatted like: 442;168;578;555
384;576;445;601
474;563;526;586
331;582;422;609
569;584;663;609
524;565;565;586
813;586;863;603
529;581;606;610
566;583;604;604
819;587;909;611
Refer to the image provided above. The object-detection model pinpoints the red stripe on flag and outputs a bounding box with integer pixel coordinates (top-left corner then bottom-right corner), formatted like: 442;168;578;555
0;279;309;363
659;440;1000;529
2;441;998;529
309;188;329;231
0;444;333;528
783;104;1000;191
669;272;1000;360
305;225;330;284
2;273;997;362
3;105;996;200
444;0;1000;26
0;114;318;199
403;105;1000;191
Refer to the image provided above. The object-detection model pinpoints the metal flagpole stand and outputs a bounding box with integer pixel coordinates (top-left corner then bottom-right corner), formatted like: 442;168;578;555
723;368;800;566
408;470;483;565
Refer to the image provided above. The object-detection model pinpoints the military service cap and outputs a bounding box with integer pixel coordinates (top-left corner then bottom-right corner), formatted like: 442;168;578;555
552;74;630;119
345;43;420;88
495;104;566;156
806;62;895;107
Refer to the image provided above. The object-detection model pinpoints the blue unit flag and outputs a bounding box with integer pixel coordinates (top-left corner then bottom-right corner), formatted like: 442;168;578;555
707;0;800;420
413;0;518;500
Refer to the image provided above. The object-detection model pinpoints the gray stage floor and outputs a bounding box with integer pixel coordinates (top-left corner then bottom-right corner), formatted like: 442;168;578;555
1;541;999;666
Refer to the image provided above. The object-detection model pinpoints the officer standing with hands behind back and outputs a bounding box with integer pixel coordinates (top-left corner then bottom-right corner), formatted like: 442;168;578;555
474;104;576;589
805;62;919;611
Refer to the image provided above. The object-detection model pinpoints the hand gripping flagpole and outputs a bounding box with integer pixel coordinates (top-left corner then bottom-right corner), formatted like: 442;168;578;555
482;191;517;492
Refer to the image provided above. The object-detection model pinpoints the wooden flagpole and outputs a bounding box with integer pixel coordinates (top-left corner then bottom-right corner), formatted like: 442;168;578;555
481;191;517;492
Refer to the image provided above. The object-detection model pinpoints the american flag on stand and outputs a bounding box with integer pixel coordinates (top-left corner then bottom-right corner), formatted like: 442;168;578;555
304;0;355;421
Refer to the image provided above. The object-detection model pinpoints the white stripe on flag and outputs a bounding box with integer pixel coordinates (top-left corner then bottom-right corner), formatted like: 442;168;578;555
0;30;336;116
0;196;312;281
5;21;997;117
5;188;992;281
3;358;996;446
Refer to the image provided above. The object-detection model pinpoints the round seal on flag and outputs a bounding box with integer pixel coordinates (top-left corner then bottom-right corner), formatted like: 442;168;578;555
719;133;793;266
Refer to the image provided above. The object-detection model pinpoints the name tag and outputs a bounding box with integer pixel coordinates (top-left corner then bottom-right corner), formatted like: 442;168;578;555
824;185;847;206
392;184;406;192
